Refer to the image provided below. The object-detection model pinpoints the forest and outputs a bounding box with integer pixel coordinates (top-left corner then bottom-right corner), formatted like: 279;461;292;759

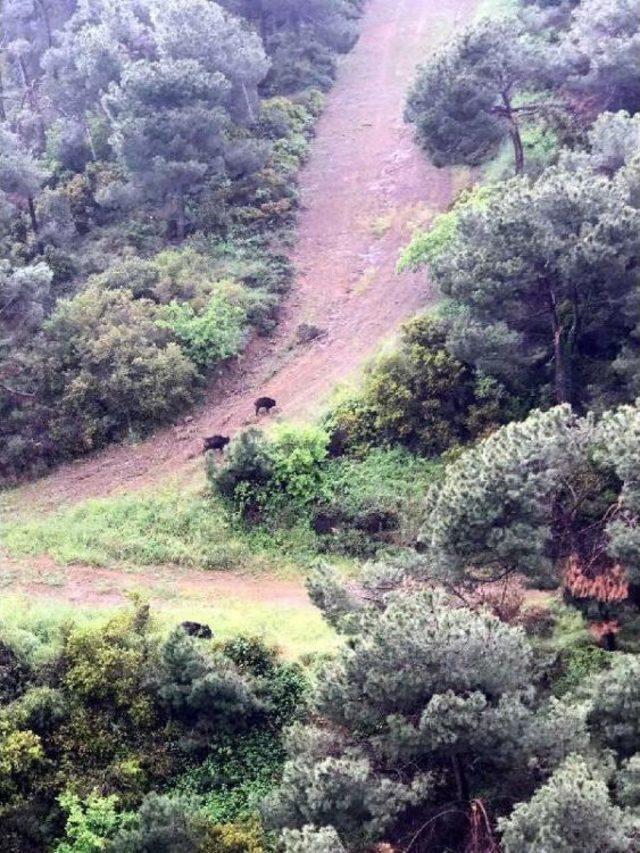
0;0;362;477
2;0;640;850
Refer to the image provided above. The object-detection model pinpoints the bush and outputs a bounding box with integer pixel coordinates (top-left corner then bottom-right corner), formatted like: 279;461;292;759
325;314;512;457
158;292;247;372
54;791;126;853
0;602;309;851
209;425;329;521
199;819;265;853
209;429;276;519
313;449;441;557
38;286;197;457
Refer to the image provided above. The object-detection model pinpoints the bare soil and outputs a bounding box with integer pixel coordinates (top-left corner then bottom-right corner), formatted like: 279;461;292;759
8;0;475;517
0;551;310;609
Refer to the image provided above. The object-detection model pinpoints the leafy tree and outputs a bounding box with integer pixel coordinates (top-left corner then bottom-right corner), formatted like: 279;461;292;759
586;655;640;758
422;406;586;586
421;402;640;646
568;0;640;113
149;0;269;124
565;110;640;175
499;756;633;853
325;314;511;456
426;163;640;407
42;0;153;119
0;126;48;234
35;285;197;456
218;0;359;94
157;628;265;741
104;57;231;240
0;260;53;430
265;590;585;850
406;18;560;174
110;794;200;853
0;260;52;354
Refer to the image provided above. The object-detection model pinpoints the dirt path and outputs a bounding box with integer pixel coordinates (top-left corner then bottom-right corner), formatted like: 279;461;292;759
0;552;310;609
8;0;475;516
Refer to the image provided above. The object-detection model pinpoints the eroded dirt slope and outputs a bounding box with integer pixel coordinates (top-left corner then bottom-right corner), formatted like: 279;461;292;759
9;0;474;515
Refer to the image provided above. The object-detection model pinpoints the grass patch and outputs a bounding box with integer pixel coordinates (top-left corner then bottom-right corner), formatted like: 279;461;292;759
0;593;338;662
370;212;394;238
1;486;261;572
235;446;442;561
153;597;337;660
353;266;378;295
474;0;518;19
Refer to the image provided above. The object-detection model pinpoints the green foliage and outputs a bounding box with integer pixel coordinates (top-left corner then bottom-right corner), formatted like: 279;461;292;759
0;720;44;801
568;0;640;113
0;285;199;476
266;590;586;849
325;314;512;457
422;405;585;585
55;791;127;853
62;605;157;724
313;448;441;557
428;162;640;408
209;428;276;518
41;286;197;448
269;424;330;509
499;756;632;853
158;293;247;372
110;793;200;853
586;655;640;759
281;825;346;852
199;819;265;852
421;401;640;638
176;731;286;823
210;424;329;520
398;186;497;272
406;18;558;173
0;602;307;851
551;637;610;698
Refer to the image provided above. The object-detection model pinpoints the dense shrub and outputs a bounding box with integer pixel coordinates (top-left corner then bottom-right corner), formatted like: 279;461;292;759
158;293;248;372
325;315;513;457
209;424;329;521
0;604;307;852
39;287;197;454
0;0;362;482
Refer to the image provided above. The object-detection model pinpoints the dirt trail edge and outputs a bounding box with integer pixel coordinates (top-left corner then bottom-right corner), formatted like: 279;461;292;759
10;0;475;515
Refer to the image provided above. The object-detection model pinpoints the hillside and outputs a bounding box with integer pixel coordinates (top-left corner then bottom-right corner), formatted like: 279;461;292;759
3;0;640;849
6;0;473;515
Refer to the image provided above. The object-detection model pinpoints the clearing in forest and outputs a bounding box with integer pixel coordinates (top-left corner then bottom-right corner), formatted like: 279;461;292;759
2;0;475;630
7;0;474;515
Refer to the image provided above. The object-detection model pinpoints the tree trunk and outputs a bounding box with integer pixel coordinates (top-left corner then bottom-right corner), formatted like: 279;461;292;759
86;123;98;161
509;122;525;175
27;195;39;234
501;92;524;175
241;82;255;123
451;754;470;803
548;290;570;404
0;69;6;122
174;191;186;241
34;0;54;49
